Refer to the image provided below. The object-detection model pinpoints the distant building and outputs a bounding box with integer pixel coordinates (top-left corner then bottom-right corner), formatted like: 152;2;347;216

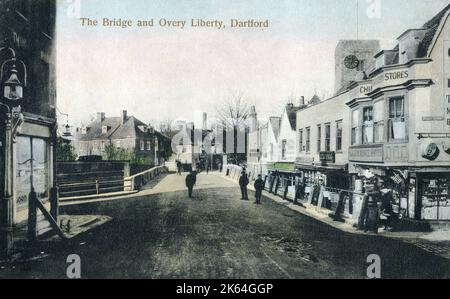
73;110;170;165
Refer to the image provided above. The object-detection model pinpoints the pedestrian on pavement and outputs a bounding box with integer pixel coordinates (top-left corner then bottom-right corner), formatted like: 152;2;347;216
239;170;250;200
254;174;264;204
380;184;395;231
218;163;222;173
185;171;197;198
176;160;182;175
359;178;382;234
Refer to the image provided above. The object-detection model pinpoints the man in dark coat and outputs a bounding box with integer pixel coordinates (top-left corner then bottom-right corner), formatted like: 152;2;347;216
176;160;182;175
254;175;265;204
185;171;197;198
239;171;250;200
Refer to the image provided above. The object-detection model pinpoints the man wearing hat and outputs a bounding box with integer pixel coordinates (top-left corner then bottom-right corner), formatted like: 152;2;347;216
254;174;265;204
239;169;250;200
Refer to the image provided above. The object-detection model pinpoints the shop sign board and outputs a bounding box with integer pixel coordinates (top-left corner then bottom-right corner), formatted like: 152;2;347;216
349;145;384;163
319;151;336;165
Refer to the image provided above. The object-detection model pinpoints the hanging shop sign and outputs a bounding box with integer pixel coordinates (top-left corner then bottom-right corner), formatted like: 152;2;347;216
420;138;440;161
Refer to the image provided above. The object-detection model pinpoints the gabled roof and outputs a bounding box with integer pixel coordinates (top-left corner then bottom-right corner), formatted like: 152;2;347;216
75;117;122;141
75;114;169;142
285;105;305;131
112;116;146;139
269;117;281;139
418;4;450;57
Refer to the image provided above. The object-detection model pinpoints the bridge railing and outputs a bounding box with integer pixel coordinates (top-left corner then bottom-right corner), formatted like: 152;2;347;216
124;165;168;191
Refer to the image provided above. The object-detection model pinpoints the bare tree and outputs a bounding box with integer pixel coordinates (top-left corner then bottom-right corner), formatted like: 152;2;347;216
215;91;251;130
215;91;251;165
149;118;176;137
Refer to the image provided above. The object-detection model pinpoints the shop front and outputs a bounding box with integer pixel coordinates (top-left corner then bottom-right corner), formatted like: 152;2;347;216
295;161;352;210
265;163;300;201
413;172;450;221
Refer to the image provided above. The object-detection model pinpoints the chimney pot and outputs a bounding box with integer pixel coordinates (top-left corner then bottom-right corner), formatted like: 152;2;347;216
97;112;106;122
121;110;128;124
299;96;305;106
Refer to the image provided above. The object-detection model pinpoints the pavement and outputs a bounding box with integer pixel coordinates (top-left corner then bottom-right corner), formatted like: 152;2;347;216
0;172;449;279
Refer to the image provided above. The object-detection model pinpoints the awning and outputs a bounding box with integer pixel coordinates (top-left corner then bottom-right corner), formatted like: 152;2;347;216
267;162;298;173
295;163;347;173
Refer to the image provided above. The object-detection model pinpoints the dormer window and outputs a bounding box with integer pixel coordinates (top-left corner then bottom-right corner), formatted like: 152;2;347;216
102;126;109;134
81;127;87;135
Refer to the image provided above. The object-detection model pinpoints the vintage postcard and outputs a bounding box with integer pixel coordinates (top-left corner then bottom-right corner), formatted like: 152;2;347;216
0;0;450;285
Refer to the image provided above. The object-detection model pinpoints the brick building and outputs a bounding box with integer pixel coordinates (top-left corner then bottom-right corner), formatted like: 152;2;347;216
73;110;171;166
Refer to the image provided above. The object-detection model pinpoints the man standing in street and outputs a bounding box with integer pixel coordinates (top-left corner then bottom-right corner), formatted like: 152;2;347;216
239;170;250;200
176;160;182;175
254;174;264;204
185;171;197;198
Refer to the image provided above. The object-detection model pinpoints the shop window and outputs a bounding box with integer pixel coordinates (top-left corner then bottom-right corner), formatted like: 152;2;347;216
388;97;407;141
325;123;331;151
336;121;343;152
362;107;374;144
317;125;322;153
420;177;450;220
351;109;360;145
299;129;303;153
306;127;311;153
374;101;384;143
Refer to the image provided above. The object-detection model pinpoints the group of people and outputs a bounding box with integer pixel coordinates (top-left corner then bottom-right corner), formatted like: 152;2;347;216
184;167;265;204
239;170;265;204
358;177;397;233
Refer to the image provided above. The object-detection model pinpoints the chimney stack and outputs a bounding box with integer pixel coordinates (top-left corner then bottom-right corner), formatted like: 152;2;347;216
299;96;305;106
97;112;106;122
121;110;128;124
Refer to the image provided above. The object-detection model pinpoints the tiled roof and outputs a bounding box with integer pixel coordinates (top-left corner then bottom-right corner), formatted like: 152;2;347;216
75;115;164;141
112;116;146;139
418;4;450;57
75;117;122;141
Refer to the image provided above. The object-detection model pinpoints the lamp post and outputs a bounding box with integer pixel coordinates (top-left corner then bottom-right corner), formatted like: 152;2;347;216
0;47;26;259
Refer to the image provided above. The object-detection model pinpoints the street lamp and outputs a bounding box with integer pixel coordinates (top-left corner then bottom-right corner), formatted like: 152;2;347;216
3;66;23;101
0;47;26;259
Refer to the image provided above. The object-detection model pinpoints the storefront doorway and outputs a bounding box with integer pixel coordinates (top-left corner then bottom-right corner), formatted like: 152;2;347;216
417;173;450;221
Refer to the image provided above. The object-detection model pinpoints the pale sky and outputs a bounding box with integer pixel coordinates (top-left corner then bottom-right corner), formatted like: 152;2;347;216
56;0;450;128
